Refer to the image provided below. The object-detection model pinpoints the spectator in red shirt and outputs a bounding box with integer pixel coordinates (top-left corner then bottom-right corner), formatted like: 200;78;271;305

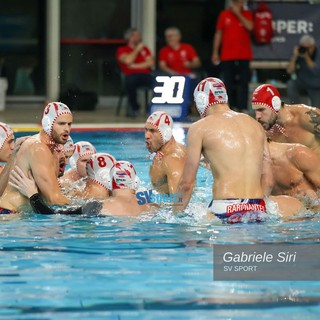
158;27;201;114
116;28;155;117
212;0;254;112
158;27;201;76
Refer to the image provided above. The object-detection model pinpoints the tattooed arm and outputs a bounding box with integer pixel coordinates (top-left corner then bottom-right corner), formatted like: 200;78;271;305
304;108;320;136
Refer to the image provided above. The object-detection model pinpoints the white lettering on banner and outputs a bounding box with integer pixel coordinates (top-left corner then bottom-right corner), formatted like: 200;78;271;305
152;76;185;104
226;203;265;214
273;20;313;34
272;36;286;43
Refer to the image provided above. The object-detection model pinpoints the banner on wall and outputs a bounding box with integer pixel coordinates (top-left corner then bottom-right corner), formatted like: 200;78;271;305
248;2;320;60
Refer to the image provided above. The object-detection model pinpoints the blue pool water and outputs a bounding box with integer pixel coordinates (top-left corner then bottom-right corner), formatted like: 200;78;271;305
0;129;319;319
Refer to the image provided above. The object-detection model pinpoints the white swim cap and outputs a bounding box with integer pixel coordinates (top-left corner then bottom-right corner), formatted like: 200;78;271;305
0;122;13;151
111;160;137;190
64;136;75;154
193;77;228;117
146;111;173;145
86;153;116;190
41;102;72;136
69;141;96;172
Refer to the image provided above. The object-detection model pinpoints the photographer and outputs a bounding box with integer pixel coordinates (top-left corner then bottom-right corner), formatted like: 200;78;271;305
286;35;320;107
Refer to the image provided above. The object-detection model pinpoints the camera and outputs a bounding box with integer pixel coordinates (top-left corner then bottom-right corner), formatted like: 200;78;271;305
298;46;307;54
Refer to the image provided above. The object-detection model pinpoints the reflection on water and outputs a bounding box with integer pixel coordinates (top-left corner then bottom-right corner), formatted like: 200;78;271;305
0;131;318;319
1;212;319;319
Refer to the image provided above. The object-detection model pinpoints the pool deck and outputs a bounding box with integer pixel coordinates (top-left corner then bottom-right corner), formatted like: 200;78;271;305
1;103;198;130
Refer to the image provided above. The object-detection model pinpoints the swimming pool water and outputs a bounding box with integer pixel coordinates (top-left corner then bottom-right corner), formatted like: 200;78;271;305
0;130;319;319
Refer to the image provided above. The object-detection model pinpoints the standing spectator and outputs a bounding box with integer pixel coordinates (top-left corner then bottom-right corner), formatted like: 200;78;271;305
116;28;155;117
212;0;254;112
158;27;201;76
286;34;320;107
